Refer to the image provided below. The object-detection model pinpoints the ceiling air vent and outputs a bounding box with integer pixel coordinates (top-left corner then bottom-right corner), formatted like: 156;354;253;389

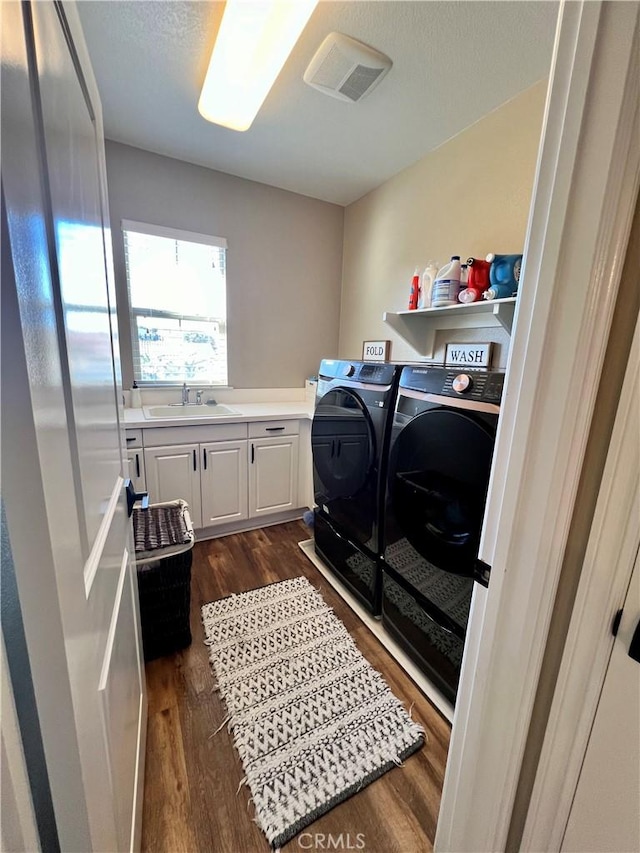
303;32;392;103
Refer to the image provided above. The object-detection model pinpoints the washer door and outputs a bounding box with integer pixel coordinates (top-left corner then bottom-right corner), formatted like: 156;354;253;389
312;388;377;545
312;389;376;500
388;407;496;575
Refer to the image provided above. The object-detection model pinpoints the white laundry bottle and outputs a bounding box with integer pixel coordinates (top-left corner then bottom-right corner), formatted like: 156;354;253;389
431;256;462;307
419;261;439;309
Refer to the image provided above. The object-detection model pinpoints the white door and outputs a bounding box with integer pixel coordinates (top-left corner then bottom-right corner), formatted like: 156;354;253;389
1;2;145;850
561;546;640;852
249;435;299;517
144;444;202;527
200;440;248;527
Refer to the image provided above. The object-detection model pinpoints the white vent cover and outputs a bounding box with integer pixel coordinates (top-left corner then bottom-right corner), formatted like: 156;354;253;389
303;33;392;103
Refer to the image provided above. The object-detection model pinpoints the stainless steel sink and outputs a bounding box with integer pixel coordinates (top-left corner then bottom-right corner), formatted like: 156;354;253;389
143;404;239;419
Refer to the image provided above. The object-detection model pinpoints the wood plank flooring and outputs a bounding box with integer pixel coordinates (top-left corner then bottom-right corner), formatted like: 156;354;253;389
141;521;450;853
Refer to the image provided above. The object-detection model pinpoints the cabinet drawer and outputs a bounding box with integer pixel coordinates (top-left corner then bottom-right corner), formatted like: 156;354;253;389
143;423;248;447
125;428;143;449
248;419;299;438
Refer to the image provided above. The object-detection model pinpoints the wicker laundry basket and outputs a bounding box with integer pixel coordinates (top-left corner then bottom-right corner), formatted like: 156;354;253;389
133;500;195;662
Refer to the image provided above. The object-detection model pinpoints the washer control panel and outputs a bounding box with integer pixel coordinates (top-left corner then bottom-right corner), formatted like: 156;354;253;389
452;373;473;394
400;366;505;404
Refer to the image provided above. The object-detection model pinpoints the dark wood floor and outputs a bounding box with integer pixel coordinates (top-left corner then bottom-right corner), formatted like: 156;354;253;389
141;521;450;853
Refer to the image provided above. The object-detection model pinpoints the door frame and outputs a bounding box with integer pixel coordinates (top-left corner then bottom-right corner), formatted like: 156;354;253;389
521;314;639;850
436;2;640;850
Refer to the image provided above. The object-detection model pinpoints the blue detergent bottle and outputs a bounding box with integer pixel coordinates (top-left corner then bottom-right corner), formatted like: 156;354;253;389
486;253;522;295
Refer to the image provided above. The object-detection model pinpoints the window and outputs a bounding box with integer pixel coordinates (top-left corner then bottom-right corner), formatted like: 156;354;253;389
122;220;228;385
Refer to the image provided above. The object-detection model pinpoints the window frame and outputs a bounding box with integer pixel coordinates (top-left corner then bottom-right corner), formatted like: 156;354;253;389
121;219;228;387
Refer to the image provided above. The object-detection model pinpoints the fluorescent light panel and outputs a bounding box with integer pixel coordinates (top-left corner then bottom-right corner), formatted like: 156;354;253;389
199;0;318;132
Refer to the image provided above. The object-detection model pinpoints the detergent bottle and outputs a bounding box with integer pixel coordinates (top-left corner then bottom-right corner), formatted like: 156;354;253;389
459;257;491;303
432;256;462;307
486;253;523;294
483;283;515;301
419;261;439;309
408;266;420;310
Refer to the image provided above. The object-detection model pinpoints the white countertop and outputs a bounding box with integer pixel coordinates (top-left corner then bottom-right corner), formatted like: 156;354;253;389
124;400;314;429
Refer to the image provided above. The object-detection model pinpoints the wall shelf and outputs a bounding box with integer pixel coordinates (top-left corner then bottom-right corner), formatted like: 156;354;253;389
383;297;517;357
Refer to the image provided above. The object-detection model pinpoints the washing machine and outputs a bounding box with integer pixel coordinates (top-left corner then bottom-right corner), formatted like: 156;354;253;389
381;364;504;702
312;359;402;615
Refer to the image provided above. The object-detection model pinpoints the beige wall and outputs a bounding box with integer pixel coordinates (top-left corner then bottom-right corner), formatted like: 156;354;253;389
339;81;548;367
105;141;344;389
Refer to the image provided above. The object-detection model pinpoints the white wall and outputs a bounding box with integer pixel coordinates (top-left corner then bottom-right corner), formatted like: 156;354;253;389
339;82;548;368
105;141;344;389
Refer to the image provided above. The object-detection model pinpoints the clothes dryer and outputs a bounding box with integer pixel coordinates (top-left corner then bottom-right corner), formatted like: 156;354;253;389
381;365;504;702
312;359;401;615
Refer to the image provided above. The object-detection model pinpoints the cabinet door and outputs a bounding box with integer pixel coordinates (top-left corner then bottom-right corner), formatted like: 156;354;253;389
200;440;248;527
126;450;146;493
143;444;201;527
249;435;299;518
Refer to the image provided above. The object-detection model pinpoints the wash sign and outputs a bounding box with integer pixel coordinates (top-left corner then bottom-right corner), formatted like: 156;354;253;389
445;342;493;367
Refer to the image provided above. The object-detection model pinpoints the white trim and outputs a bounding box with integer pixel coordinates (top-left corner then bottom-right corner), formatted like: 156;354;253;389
522;314;640;851
121;219;228;249
98;548;129;693
129;691;147;853
127;539;147;853
0;637;40;853
298;540;454;723
436;3;640;850
83;476;125;595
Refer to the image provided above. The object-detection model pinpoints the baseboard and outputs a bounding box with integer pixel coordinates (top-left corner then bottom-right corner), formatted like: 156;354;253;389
298;539;454;724
195;508;307;541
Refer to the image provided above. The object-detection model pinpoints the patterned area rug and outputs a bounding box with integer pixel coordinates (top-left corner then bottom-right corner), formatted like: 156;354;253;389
202;576;425;849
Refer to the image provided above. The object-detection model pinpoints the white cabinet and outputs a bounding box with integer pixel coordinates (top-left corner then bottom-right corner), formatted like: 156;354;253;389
139;419;304;532
201;440;248;527
143;444;202;527
249;435;299;517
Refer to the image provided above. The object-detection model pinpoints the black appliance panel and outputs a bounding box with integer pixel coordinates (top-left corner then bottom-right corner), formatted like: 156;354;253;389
312;387;379;547
382;381;500;700
382;571;465;704
399;365;505;404
314;511;379;613
311;359;402;616
319;359;398;386
387;402;497;576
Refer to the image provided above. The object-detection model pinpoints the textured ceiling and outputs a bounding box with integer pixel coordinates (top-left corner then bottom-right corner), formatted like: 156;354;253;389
78;1;559;206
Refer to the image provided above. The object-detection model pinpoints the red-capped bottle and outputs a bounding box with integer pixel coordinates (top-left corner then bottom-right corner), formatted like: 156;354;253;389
408;266;420;310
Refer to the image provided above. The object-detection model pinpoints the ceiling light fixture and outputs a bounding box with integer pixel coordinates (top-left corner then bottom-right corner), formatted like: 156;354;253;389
198;0;318;132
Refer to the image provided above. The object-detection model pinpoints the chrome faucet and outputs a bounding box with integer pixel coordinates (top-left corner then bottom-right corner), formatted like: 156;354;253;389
196;390;203;405
181;382;190;404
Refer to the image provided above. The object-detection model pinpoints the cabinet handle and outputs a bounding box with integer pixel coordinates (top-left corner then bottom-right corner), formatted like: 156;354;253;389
337;439;341;458
265;426;285;431
203;448;207;470
135;453;140;478
251;444;255;464
126;436;136;443
193;449;197;471
331;439;335;458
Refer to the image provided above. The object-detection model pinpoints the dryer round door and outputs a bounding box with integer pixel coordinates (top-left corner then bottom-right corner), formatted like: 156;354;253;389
312;388;376;502
388;407;497;575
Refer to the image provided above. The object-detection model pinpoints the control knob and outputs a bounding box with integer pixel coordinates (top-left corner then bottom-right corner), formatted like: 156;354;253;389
343;364;356;377
453;373;473;394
